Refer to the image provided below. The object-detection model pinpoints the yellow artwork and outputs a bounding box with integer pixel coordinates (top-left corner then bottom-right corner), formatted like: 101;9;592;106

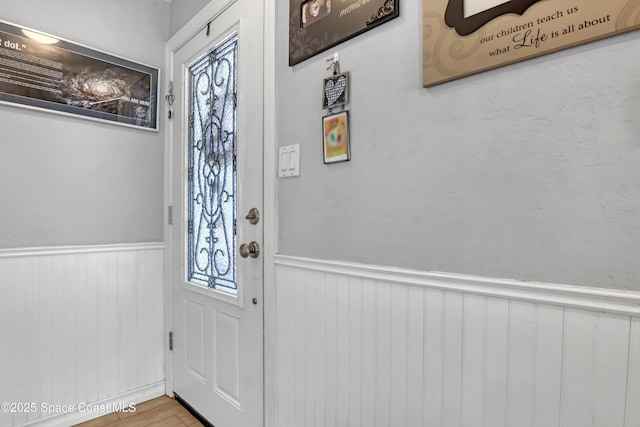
323;111;350;164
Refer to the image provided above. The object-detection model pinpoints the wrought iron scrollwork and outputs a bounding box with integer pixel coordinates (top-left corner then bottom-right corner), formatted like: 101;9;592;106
366;0;397;26
187;35;238;294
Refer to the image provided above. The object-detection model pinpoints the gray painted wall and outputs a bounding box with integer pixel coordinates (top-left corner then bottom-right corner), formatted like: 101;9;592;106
169;0;210;38
275;2;640;290
0;0;169;248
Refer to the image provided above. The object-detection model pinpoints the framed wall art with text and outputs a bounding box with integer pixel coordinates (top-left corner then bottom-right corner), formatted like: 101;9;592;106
290;0;400;66
0;20;159;130
422;0;640;87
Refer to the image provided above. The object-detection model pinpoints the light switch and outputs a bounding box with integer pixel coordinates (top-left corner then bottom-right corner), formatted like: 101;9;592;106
278;144;300;178
288;151;296;169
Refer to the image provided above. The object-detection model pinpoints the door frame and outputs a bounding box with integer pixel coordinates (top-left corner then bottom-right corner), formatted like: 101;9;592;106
163;1;277;426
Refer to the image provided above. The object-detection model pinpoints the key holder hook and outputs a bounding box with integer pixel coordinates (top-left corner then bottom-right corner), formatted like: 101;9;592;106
326;52;340;75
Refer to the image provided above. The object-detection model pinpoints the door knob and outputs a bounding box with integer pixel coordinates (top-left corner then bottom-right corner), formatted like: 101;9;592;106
239;241;260;258
245;208;260;225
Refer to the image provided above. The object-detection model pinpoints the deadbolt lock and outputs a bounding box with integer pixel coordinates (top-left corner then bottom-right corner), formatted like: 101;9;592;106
245;208;260;225
239;241;260;258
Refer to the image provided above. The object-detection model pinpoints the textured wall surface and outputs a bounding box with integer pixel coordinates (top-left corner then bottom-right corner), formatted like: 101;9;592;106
0;0;169;249
275;1;640;290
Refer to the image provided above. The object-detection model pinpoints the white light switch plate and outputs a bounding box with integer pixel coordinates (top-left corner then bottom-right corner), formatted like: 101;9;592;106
278;144;300;178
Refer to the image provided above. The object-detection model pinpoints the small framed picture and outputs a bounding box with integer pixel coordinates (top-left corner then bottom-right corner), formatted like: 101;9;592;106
322;111;350;164
322;72;349;110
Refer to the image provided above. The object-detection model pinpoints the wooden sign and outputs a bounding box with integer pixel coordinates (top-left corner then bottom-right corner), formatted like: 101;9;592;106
423;0;640;87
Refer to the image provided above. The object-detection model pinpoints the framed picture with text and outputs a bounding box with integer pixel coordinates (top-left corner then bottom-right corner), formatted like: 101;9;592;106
423;0;640;86
290;0;400;66
0;20;159;130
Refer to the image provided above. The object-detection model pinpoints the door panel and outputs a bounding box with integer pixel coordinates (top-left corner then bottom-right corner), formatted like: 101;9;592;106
214;309;241;403
185;299;205;382
170;1;264;425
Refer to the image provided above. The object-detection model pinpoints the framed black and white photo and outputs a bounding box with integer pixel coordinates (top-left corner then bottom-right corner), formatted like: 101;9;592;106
0;20;159;130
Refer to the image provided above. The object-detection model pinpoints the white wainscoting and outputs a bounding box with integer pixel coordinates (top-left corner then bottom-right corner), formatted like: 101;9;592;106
274;255;640;427
0;243;165;427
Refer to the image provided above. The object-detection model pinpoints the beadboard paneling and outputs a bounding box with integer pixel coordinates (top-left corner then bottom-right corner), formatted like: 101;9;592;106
274;255;640;427
625;317;640;427
0;244;165;427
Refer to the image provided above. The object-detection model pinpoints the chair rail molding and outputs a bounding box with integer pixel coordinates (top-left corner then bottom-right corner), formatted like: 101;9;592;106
274;254;640;316
0;242;165;258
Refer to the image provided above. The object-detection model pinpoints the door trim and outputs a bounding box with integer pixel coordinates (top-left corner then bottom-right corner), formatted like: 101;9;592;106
261;2;277;427
163;2;277;426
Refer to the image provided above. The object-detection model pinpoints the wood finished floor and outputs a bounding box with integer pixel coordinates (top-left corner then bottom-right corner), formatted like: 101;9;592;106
73;396;204;427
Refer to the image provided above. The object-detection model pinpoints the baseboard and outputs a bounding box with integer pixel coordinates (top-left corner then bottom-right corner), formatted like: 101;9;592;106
23;381;166;427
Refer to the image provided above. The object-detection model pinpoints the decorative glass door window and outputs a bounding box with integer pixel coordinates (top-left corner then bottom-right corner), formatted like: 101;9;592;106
187;34;238;295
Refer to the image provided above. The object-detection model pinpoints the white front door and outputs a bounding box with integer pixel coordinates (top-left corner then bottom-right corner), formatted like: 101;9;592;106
169;1;264;425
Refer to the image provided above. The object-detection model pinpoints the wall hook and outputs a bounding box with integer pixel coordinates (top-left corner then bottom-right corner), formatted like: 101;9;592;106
326;52;340;75
165;81;175;106
165;81;175;119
